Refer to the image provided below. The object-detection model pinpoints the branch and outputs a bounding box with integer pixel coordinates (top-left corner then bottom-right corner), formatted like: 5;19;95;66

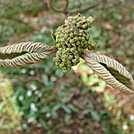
47;0;105;15
47;0;69;13
69;0;104;14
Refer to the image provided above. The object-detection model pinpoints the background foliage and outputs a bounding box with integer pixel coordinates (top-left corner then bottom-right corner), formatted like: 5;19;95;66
0;0;134;133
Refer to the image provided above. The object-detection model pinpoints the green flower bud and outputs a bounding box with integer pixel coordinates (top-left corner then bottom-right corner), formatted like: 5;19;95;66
59;63;64;68
60;38;65;42
59;48;62;51
74;55;79;60
86;16;94;27
66;48;70;52
82;16;86;20
67;61;72;65
78;37;82;41
84;41;88;46
71;43;76;47
76;41;80;45
55;62;59;66
73;31;77;36
56;39;60;43
67;64;71;68
67;30;71;34
78;48;82;54
74;37;79;42
67;67;71;71
71;47;76;53
56;44;61;48
70;33;74;38
69;55;73;60
63;69;68;73
55;32;60;36
86;35;90;40
64;34;68;39
80;30;84;33
63;54;68;59
70;28;74;32
70;39;75;44
82;24;88;29
58;58;61;60
62;58;66;62
67;43;71;47
72;59;78;64
75;51;79;54
79;33;82;36
77;23;81;27
62;50;67;54
89;41;96;50
57;51;62;56
56;35;60;38
82;37;85;41
53;58;57;62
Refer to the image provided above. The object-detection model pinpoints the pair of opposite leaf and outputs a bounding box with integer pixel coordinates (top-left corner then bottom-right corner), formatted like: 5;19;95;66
0;14;134;94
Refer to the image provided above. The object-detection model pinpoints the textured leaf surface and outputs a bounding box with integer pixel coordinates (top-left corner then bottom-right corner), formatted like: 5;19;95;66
81;51;134;94
0;42;56;66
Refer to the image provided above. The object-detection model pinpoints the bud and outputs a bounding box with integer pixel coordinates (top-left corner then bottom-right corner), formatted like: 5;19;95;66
69;55;73;60
70;33;74;38
59;48;62;51
53;14;95;73
57;51;62;56
77;23;81;27
78;49;82;54
62;58;66;62
53;58;57;62
76;41;80;45
72;59;78;64
63;54;68;59
81;37;85;41
63;69;68;73
86;16;94;27
64;34;68;39
67;61;72;65
89;41;96;50
56;44;61;48
59;63;64;68
82;24;88;29
74;37;78;42
86;35;90;40
71;47;76;53
70;39;75;44
66;48;70;52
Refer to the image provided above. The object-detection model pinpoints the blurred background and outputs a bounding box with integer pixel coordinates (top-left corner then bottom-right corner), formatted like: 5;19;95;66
0;0;134;133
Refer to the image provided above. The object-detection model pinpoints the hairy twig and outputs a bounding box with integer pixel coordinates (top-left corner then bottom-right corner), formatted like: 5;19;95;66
47;0;105;15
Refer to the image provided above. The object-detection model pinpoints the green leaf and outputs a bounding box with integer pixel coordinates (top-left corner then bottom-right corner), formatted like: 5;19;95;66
91;111;100;121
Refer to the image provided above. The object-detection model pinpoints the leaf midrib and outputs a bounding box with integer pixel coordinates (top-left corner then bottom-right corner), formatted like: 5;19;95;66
100;62;132;89
0;52;28;60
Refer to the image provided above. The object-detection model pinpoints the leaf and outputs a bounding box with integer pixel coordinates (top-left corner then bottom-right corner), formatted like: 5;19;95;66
64;114;71;122
0;42;56;66
81;51;134;94
90;110;100;121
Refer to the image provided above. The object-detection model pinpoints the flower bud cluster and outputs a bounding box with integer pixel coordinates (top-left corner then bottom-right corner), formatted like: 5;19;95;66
53;14;95;73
